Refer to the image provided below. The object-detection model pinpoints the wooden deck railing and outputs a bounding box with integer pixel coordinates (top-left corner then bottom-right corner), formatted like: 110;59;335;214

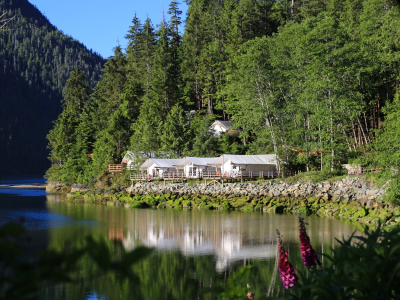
162;172;185;179
130;170;277;181
108;164;124;172
348;167;380;175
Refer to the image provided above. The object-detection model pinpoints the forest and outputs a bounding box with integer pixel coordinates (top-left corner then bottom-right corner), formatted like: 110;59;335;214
0;0;105;176
43;0;400;201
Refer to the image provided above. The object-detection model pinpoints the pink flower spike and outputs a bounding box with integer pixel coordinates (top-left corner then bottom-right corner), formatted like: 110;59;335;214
276;230;299;289
298;217;322;268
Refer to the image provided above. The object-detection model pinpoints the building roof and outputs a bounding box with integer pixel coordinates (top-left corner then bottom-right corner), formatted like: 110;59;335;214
173;157;219;167
139;158;182;170
121;151;136;164
122;151;179;165
208;154;277;166
211;120;233;130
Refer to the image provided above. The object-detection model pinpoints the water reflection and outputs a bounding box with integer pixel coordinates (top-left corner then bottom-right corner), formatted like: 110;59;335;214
45;198;361;299
112;209;357;272
46;197;359;273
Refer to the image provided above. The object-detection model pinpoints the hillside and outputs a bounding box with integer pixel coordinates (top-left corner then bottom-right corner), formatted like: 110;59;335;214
0;0;105;176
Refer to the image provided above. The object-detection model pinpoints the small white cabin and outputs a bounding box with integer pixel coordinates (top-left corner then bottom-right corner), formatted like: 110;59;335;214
173;157;219;178
138;158;182;178
208;154;277;176
210;120;234;137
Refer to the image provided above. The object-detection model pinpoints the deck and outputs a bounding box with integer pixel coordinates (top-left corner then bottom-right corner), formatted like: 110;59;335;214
130;170;279;182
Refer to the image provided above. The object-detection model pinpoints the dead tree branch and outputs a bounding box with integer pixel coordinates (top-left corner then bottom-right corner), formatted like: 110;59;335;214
0;13;16;30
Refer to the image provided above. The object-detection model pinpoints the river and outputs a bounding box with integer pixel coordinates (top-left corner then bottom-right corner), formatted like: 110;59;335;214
0;179;361;300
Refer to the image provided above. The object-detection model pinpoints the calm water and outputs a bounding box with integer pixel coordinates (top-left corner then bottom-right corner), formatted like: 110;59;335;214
0;179;361;300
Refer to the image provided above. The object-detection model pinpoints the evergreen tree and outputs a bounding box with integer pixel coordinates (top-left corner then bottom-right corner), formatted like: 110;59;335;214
188;114;219;157
130;97;162;157
91;45;128;131
150;20;174;116
167;1;183;105
46;66;91;183
160;104;188;155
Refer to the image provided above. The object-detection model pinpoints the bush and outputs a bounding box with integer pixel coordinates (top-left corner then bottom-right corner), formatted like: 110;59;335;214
291;226;400;299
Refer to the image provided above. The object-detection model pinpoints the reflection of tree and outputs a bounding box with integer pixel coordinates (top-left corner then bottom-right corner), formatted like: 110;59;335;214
45;201;360;299
0;12;16;31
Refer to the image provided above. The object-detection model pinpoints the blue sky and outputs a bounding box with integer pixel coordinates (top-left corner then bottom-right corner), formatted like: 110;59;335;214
27;0;188;58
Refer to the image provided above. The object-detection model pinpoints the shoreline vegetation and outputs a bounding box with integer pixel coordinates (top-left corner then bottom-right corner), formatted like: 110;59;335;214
46;175;400;231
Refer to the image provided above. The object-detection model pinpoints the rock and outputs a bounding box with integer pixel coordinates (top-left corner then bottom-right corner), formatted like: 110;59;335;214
71;185;91;193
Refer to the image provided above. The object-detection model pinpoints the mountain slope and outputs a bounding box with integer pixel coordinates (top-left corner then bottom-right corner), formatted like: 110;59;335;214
0;0;105;176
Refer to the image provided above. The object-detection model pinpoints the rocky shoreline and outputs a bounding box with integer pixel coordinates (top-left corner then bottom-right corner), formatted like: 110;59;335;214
46;176;400;229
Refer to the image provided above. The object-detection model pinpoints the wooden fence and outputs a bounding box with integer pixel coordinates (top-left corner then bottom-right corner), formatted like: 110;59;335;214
108;164;124;173
348;167;380;175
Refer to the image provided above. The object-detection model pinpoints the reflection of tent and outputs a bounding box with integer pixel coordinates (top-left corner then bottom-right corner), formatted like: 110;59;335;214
208;154;278;173
139;158;182;177
173;157;219;177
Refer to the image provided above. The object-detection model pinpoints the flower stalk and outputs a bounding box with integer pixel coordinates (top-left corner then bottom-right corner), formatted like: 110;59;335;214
277;230;299;289
299;216;322;268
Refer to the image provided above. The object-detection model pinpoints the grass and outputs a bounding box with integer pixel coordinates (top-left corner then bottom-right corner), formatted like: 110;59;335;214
276;170;356;184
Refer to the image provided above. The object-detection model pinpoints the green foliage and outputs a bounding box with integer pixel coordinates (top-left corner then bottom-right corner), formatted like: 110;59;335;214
279;169;348;184
367;95;400;204
291;226;400;300
46;66;93;185
160;104;188;155
206;224;400;300
0;222;153;300
202;266;255;299
187;113;219;157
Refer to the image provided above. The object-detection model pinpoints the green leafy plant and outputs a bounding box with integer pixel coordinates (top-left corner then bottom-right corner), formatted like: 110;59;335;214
0;222;153;300
291;226;400;300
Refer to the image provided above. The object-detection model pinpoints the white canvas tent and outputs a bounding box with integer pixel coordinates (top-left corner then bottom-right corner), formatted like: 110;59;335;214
139;158;182;178
208;154;277;176
122;151;178;169
210;120;234;137
173;157;219;178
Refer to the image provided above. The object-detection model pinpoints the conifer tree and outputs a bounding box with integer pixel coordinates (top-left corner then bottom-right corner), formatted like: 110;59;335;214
150;20;173;116
160;104;187;155
46;66;91;183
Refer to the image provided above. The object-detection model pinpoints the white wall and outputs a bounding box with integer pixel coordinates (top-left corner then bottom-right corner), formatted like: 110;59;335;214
212;124;226;137
221;160;276;176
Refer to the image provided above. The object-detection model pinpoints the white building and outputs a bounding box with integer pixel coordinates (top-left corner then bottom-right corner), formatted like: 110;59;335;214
208;154;278;176
210;120;235;137
138;158;183;178
173;157;219;178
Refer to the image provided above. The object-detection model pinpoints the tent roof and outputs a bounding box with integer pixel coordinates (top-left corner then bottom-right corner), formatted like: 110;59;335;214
139;158;182;170
173;157;219;167
121;151;136;163
211;120;233;130
208;154;277;166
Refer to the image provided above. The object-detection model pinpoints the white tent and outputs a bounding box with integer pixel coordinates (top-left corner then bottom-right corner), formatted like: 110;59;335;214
210;120;234;137
208;154;277;176
122;151;177;169
139;158;182;178
173;157;219;178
